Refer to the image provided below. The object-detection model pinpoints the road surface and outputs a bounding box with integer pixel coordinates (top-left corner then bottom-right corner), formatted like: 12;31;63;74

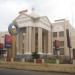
0;68;74;75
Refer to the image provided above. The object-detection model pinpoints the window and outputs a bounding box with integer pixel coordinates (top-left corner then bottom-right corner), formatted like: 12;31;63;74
53;32;57;37
53;48;57;55
53;48;64;55
60;48;64;55
60;41;64;47
59;31;64;37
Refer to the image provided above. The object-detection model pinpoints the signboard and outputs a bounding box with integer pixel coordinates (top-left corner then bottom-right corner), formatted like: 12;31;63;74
5;35;12;48
0;43;3;49
8;23;19;36
5;35;12;43
54;40;60;50
5;44;12;48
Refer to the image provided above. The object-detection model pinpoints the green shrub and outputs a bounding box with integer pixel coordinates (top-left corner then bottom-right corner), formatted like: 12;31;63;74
32;51;40;59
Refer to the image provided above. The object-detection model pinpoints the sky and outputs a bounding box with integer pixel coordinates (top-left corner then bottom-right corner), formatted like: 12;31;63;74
0;0;75;31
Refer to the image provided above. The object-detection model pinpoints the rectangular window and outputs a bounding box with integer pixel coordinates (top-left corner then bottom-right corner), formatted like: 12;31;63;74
53;32;57;37
60;41;64;47
60;48;64;55
53;48;57;55
53;48;64;55
59;31;64;37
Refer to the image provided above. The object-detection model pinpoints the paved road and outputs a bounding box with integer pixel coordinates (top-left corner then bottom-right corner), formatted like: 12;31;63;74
0;68;74;75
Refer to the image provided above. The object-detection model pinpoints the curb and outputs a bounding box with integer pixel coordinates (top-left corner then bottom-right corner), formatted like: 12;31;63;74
0;62;75;74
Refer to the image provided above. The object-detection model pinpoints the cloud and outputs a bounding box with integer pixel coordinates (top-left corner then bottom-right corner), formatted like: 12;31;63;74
0;0;75;31
0;0;31;31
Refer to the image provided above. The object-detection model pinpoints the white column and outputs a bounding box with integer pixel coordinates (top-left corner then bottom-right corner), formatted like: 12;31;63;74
28;27;32;53
38;28;42;54
12;36;16;61
44;34;47;53
16;34;20;55
32;27;35;52
19;32;22;54
48;31;52;55
73;60;75;64
26;27;29;53
64;20;70;57
23;32;26;54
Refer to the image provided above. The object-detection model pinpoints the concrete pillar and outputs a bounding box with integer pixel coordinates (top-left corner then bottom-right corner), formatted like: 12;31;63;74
19;32;22;54
34;59;36;64
73;60;75;64
16;34;20;55
26;27;29;53
11;58;14;62
38;28;42;54
22;58;25;62
7;48;12;62
12;36;16;61
48;31;52;55
56;59;59;64
64;20;69;57
23;32;26;54
42;59;44;63
44;34;47;53
5;58;7;62
32;27;35;52
28;27;32;53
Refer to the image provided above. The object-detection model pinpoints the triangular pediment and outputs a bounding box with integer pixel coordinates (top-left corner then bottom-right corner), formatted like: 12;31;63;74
14;13;51;31
39;16;51;26
15;13;31;22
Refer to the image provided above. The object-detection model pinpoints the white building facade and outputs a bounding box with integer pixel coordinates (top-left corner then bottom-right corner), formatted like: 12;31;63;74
12;10;75;59
15;10;52;58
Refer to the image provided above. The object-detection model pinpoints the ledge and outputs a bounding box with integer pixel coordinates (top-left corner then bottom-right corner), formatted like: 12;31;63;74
0;62;75;73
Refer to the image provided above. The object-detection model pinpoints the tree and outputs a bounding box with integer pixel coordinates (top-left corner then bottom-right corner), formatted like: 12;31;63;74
32;51;39;59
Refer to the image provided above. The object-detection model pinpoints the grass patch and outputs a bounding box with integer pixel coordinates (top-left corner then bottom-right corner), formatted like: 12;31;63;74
0;59;4;63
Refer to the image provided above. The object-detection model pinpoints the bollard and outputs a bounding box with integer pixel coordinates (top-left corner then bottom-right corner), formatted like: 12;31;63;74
73;59;75;64
11;58;14;62
34;59;36;63
22;58;25;62
42;59;44;63
56;59;59;64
